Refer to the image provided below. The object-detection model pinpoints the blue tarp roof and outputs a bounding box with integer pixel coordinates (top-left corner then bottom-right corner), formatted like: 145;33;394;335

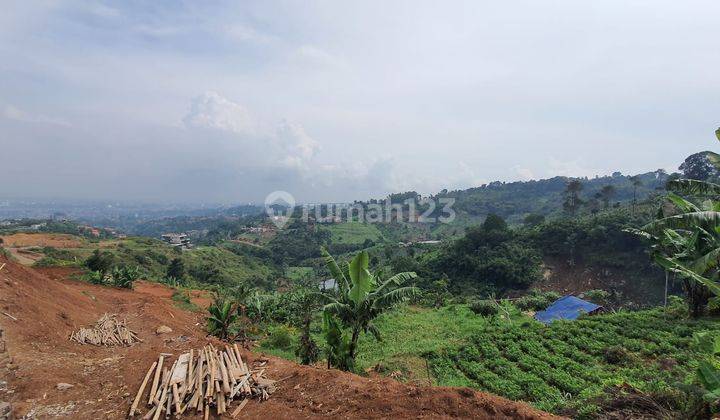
534;295;601;324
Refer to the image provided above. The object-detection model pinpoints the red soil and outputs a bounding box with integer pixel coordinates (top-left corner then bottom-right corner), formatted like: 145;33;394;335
0;257;561;419
0;233;83;248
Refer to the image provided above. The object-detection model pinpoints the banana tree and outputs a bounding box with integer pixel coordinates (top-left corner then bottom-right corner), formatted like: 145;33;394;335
206;293;238;340
633;129;720;315
320;248;419;370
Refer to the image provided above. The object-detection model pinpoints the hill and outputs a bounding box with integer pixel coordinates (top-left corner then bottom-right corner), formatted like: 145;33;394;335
434;171;668;224
0;257;556;419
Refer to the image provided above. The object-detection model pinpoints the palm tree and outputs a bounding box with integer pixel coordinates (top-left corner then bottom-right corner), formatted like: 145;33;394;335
320;248;419;370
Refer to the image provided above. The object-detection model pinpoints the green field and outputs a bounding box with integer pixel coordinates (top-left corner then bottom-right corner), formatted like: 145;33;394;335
429;308;718;417
323;222;385;245
257;303;719;418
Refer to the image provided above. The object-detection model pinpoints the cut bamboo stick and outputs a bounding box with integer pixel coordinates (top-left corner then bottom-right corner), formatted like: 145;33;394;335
230;398;248;418
129;360;157;417
149;356;164;406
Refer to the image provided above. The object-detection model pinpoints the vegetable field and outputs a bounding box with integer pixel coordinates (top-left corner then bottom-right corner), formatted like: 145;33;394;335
428;308;719;417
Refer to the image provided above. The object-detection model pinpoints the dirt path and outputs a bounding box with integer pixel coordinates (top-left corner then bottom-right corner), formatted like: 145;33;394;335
0;258;560;419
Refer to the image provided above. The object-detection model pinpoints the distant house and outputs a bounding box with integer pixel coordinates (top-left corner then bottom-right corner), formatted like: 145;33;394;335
534;295;602;324
161;233;193;250
319;278;337;291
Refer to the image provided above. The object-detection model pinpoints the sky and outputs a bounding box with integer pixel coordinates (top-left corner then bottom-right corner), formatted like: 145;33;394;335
1;1;719;204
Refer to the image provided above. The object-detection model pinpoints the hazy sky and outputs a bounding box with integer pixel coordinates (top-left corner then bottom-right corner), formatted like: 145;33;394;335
2;1;719;204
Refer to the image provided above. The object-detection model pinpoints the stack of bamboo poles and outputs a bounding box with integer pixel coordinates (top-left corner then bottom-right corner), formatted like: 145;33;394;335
129;344;275;419
70;313;141;346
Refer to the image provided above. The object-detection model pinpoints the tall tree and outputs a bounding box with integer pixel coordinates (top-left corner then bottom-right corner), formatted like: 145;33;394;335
166;257;185;280
562;179;584;216
630;175;642;214
679;151;720;181
599;185;616;209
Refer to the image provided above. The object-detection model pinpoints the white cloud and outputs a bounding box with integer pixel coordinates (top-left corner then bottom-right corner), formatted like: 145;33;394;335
183;92;257;136
1;105;71;127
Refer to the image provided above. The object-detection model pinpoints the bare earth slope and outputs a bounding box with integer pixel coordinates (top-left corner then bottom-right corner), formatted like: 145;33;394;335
0;257;560;419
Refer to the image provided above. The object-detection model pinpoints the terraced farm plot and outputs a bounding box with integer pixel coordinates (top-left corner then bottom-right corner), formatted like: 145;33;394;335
428;309;719;417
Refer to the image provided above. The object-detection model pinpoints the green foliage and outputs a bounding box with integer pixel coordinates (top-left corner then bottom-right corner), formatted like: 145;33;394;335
430;171;668;223
85;270;105;285
296;324;320;365
268;220;331;265
690;332;720;411
166;257;185;280
631;168;720;316
85;249;114;274
515;290;561;311
582;289;611;306
523;213;545;227
679;151;720;181
469;300;499;317
321;249;419;371
323;222;384;246
428;308;719;416
206;293;238;340
171;289;200;312
109;265;140;288
264;324;295;350
428;215;543;292
323;312;354;371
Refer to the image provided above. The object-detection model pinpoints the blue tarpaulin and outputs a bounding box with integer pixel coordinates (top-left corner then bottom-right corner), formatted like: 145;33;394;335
534;295;601;324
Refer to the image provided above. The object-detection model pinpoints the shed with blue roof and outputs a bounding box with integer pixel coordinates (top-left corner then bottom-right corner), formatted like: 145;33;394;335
534;295;602;324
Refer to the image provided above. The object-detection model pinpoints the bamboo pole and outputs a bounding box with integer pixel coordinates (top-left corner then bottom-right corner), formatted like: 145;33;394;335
172;383;181;415
149;356;164;406
129;361;157;417
230;399;248;418
152;374;168;420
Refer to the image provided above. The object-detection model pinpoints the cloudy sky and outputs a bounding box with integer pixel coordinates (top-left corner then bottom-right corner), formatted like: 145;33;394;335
2;1;719;204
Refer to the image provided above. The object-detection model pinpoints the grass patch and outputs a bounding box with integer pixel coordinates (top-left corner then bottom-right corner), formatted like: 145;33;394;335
171;289;200;312
355;305;487;373
286;266;313;280
323;222;384;245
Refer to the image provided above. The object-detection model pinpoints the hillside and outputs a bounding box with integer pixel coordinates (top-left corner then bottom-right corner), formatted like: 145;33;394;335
0;257;557;419
0;233;281;289
434;171;668;224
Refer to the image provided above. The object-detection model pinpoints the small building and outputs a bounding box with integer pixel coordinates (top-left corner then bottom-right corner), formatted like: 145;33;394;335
161;233;193;250
534;295;602;324
319;278;337;291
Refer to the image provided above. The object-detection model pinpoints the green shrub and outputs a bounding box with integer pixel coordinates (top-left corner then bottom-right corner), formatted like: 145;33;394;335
265;325;295;350
515;290;561;311
110;265;141;289
582;289;611;305
470;300;499;317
